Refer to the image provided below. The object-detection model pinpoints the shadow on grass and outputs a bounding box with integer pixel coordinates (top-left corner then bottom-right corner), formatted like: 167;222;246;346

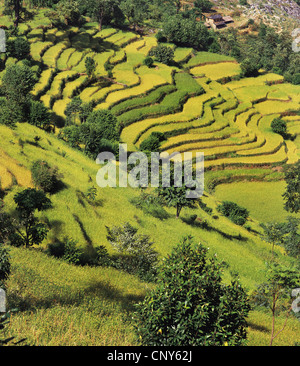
181;216;248;242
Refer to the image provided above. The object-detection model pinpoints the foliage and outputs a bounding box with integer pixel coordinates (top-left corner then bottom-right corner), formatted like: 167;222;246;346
1;63;36;122
271;118;287;138
62;237;82;264
143;56;154;68
28;100;51;130
217;201;249;226
106;222;158;281
85;56;96;78
251;262;300;346
0;244;10;289
134;236;251;346
161;14;214;50
149;44;174;65
283;161;300;214
12;188;52;248
6;37;30;60
31;160;60;193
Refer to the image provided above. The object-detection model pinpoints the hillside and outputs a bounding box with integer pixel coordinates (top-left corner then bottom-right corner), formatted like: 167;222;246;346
0;5;300;347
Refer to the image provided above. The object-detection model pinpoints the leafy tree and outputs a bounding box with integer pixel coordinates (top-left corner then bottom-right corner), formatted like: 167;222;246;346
106;222;158;280
193;0;213;13
12;188;51;248
0;244;10;289
282;160;300;214
0;98;17;127
31;160;60;193
120;0;149;31
1;63;36;122
240;57;260;77
157;185;198;219
85;56;96;78
84;109;119;141
28;100;51;129
162;15;212;50
149;44;174;65
134;236;251;346
217;201;249;226
88;0;116;30
4;0;24;27
252;262;300;346
6;37;30;60
56;0;82;25
143;56;154;68
271;117;287;139
65;96;83;125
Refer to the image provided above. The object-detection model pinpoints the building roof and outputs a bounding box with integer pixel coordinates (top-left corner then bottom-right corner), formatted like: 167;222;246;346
223;16;234;22
207;14;223;20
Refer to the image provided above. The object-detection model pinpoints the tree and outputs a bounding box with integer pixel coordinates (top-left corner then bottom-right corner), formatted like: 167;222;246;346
4;0;24;27
2;63;36;122
193;0;213;13
84;109;119;141
134;236;250;346
282;160;300;214
149;44;174;65
85;56;96;78
240;57;260;77
271;117;287;138
217;201;249;226
120;0;149;31
12;188;52;248
89;0;116;30
56;0;82;25
31;160;60;193
252;262;300;346
0;244;10;289
106;222;158;280
28;100;51;129
6;37;30;60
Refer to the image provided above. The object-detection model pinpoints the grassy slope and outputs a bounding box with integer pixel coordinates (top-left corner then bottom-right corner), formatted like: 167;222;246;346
1;122;300;345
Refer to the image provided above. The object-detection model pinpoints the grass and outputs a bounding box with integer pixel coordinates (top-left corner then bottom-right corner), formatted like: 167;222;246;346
190;62;242;80
214;181;300;223
185;51;235;67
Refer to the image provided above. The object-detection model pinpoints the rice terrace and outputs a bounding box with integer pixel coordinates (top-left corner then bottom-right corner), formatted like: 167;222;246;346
0;0;300;349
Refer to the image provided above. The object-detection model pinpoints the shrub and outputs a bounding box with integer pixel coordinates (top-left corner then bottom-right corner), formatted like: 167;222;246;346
271;117;287;138
62;237;82;265
217;201;249;226
143;56;154;68
0;244;10;289
6;37;30;60
292;73;300;85
134;236;251;346
106;222;158;281
31;160;60;193
28;100;51;129
149;44;174;65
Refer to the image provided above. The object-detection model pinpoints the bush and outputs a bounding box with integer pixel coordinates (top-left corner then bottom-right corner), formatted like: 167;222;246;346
143;56;154;68
134;236;250;345
6;37;30;60
106;222;158;281
0;244;10;289
31;160;60;193
217;201;249;226
28;100;51;129
271;117;287;138
292;73;300;85
149;44;174;65
62;237;82;265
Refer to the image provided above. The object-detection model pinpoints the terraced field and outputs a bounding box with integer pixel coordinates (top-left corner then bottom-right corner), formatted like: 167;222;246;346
0;21;299;191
